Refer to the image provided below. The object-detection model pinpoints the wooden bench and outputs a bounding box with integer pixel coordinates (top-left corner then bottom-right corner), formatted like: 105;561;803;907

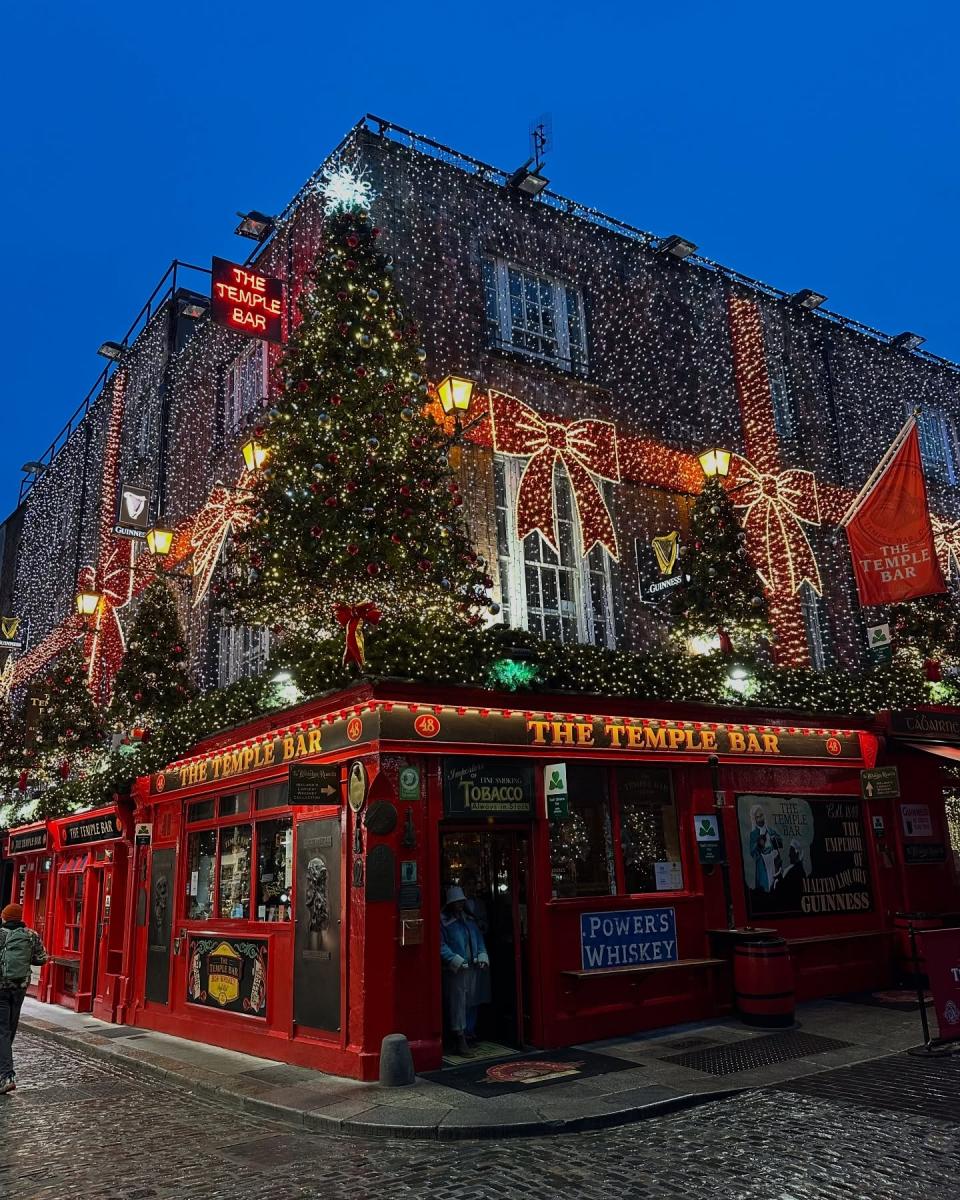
561;956;726;980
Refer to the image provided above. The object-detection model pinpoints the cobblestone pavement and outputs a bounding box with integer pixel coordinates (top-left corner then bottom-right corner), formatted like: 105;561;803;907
3;1032;958;1200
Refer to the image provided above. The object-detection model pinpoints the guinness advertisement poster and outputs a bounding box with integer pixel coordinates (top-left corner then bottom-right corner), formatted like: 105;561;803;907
737;794;872;918
186;937;267;1016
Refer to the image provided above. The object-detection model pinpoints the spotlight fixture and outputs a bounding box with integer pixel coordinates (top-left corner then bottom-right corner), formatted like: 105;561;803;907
657;235;698;260
20;461;46;474
507;159;549;197
234;210;275;240
180;298;208;319
97;341;125;361
791;289;827;310
891;332;925;352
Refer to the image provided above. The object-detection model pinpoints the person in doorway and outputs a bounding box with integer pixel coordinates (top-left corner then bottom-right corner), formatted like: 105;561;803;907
0;902;47;1094
458;870;491;1044
440;886;488;1056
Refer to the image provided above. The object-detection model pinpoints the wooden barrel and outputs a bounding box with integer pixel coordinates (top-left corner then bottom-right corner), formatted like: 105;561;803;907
734;938;795;1027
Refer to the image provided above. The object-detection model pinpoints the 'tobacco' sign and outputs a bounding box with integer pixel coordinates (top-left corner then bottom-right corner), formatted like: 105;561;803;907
211;257;283;342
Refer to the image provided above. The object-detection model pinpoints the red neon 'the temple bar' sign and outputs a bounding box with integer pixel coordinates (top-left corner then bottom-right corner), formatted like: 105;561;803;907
211;256;284;342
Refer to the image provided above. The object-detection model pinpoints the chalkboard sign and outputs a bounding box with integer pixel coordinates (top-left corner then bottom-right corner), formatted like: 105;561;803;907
289;763;340;806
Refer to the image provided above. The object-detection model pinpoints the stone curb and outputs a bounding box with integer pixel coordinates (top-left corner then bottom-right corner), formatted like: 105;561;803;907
20;1015;743;1139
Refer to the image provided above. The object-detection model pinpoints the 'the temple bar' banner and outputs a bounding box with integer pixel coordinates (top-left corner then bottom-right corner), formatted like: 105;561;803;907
844;421;946;606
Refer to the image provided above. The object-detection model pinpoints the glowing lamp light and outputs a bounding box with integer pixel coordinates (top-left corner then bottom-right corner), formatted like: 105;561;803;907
146;525;175;556
75;590;101;617
436;374;474;416
241;438;269;472
698;447;732;478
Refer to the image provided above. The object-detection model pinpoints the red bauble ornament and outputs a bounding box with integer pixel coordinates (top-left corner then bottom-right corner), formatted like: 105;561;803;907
297;381;310;394
345;480;358;492
327;452;340;463
338;322;351;337
17;771;27;793
366;562;380;576
330;393;343;406
399;485;411;496
346;234;359;248
345;259;358;271
325;496;338;507
337;290;348;301
310;525;324;538
371;228;381;239
390;533;402;544
59;760;71;780
134;691;144;702
392;330;403;342
383;382;397;394
418;559;431;571
309;482;321;494
924;658;943;682
347;544;360;556
355;366;367;379
64;675;74;686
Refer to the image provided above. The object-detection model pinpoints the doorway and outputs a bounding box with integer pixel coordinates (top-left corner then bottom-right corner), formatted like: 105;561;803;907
440;829;533;1058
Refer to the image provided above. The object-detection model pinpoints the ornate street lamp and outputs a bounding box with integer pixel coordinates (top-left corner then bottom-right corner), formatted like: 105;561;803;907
698;448;731;478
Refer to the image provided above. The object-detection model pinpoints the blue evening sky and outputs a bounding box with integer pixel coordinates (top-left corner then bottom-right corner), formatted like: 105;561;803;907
1;1;956;516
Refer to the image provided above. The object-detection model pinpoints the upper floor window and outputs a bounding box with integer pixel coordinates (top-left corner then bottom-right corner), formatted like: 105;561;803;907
494;456;614;647
916;408;956;486
218;624;270;688
226;341;268;433
482;257;587;375
800;582;828;671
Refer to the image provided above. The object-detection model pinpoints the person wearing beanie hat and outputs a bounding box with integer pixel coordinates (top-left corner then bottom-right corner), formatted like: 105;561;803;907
440;884;488;1056
0;898;47;1094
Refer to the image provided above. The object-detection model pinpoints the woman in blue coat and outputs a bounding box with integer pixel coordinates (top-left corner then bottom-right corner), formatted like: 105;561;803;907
440;886;489;1055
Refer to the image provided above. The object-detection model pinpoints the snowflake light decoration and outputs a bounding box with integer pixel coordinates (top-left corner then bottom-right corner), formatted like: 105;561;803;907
318;162;375;214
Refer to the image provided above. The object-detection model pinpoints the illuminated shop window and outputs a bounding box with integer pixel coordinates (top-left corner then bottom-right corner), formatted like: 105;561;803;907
482;257;587;375
494;456;614;647
218;825;252;919
257;819;293;921
225;340;268;432
617;767;682;894
186;829;216;919
549;765;616;898
217;624;270;687
185;801;292;923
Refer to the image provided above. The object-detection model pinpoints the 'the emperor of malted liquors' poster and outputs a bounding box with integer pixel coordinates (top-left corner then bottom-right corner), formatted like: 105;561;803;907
736;794;872;918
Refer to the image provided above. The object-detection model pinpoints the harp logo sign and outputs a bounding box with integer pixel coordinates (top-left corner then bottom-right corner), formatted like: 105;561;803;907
652;530;680;576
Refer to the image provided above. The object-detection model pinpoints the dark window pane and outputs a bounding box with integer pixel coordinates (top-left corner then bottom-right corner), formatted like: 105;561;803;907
257;819;293;921
257;783;289;810
219;792;250;817
550;766;615;897
188;799;215;823
617;768;682;894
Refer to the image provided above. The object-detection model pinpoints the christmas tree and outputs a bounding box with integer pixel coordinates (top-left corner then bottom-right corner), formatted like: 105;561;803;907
891;593;960;678
34;644;104;777
671;475;768;649
232;166;490;665
0;698;28;792
109;579;195;731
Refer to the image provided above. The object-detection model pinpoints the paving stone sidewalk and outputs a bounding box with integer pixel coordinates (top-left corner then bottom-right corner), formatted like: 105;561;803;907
19;994;930;1140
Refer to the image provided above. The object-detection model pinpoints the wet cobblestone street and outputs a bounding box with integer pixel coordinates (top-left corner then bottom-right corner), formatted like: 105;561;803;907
2;1032;958;1199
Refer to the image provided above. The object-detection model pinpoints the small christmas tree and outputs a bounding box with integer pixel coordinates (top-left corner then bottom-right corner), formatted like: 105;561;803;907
109;579;195;731
34;644;104;776
892;593;960;679
0;698;28;792
231;164;491;666
671;476;768;650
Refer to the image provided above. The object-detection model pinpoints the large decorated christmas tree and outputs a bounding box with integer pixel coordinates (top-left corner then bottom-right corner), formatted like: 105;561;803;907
231;166;491;667
672;475;768;650
33;644;104;778
109;578;195;731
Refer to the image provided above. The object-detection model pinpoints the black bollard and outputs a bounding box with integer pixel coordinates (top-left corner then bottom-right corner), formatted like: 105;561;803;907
379;1033;416;1086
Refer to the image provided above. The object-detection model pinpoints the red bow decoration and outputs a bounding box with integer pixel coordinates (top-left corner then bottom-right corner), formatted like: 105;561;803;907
932;515;960;580
190;469;257;606
489;391;621;559
334;602;381;669
728;455;822;596
81;536;134;703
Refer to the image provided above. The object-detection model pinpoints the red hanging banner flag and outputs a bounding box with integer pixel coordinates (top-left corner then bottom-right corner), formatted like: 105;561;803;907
844;422;946;606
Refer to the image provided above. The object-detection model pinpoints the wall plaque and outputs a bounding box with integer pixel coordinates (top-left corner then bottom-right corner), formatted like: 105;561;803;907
366;844;395;902
363;801;398;835
186;937;267;1016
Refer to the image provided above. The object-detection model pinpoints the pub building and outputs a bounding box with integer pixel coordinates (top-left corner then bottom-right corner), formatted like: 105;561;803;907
14;681;933;1081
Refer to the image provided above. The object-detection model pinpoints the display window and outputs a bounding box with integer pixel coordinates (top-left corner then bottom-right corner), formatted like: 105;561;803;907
547;764;683;899
184;786;292;923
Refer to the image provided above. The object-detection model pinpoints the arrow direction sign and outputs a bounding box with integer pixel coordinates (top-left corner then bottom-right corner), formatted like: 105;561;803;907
289;762;341;806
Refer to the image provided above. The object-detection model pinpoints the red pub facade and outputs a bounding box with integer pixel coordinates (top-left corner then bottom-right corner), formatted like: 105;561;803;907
8;685;958;1080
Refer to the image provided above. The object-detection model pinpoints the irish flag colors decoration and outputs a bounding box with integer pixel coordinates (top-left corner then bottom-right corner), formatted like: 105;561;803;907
843;419;947;606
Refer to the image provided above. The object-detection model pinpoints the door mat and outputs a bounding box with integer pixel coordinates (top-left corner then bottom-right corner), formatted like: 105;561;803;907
834;989;933;1012
424;1048;635;1097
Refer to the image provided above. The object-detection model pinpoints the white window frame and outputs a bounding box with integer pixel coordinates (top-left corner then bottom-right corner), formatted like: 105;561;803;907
915;407;957;486
225;341;269;433
494;456;614;647
483;257;587;375
217;624;270;687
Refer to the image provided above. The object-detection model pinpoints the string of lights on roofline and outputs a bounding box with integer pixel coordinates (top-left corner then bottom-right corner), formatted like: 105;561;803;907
9;115;960;695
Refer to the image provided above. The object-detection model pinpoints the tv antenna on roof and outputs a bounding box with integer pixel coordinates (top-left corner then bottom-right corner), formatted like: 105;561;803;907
530;114;552;170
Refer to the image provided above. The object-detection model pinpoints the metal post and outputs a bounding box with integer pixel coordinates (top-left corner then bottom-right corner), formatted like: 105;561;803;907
709;755;736;930
909;921;933;1049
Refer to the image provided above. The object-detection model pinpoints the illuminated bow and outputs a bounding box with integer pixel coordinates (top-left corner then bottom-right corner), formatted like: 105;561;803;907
728;455;822;595
334;602;381;669
190;470;257;606
932;515;960;580
489;392;620;559
81;537;134;702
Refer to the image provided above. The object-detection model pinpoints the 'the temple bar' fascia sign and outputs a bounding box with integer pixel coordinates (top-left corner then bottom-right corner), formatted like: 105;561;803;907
211;257;283;342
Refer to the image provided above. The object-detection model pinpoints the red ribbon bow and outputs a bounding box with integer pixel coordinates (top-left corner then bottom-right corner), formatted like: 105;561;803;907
728;455;822;596
489;392;620;559
81;538;134;703
334;602;381;669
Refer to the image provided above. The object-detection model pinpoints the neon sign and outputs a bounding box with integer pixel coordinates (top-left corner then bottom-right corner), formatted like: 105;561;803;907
211;256;283;342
